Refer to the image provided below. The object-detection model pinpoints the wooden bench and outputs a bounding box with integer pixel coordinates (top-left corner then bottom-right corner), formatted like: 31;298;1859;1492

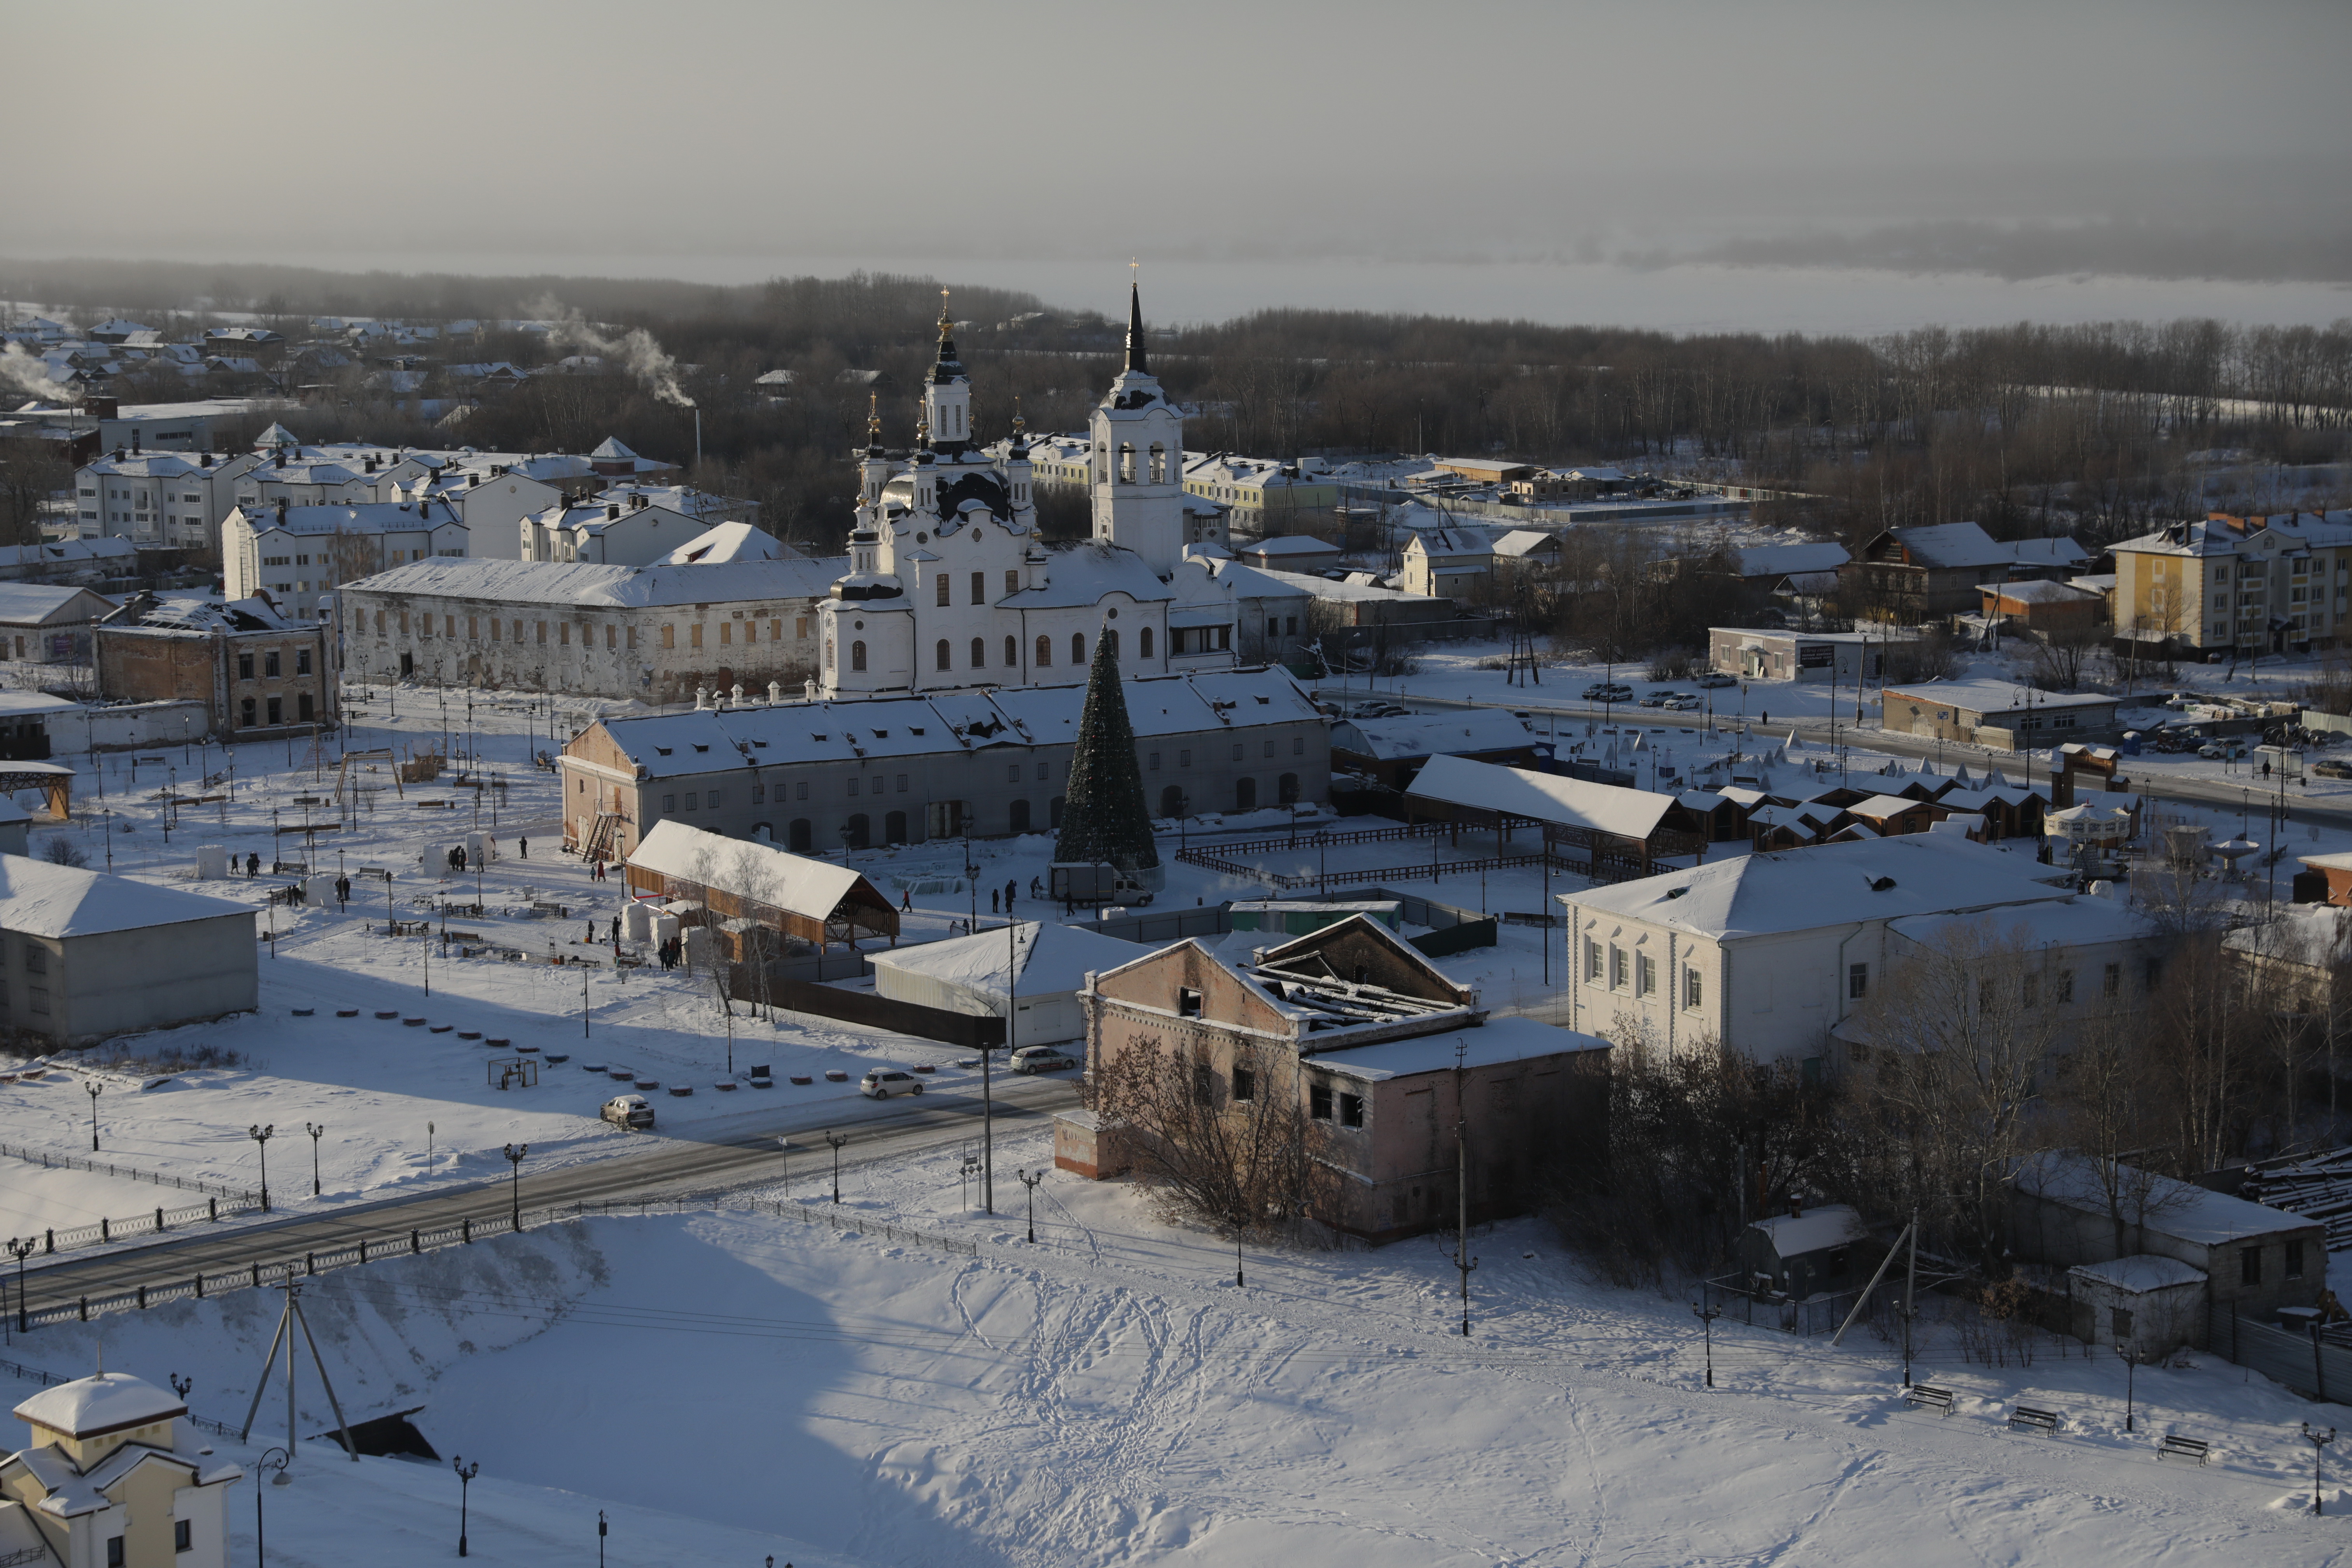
2158;1434;2209;1465
1902;1384;1955;1417
2007;1405;2060;1434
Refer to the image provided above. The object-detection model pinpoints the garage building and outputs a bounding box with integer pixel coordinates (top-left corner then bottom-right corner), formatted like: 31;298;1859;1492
0;854;257;1045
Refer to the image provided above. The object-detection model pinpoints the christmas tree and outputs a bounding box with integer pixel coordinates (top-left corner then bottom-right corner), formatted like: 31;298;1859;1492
1054;629;1160;873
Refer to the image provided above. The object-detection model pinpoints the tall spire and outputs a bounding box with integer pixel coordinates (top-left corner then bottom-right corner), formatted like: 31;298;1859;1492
931;287;961;380
1125;264;1148;376
864;392;883;455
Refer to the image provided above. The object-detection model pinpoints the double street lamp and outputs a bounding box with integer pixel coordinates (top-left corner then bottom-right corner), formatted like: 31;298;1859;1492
249;1124;275;1211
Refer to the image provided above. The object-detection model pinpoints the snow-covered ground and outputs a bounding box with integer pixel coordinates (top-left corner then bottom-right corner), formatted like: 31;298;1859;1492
10;1131;2347;1566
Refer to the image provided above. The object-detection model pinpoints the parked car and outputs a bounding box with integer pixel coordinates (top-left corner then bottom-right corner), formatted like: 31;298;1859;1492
2315;759;2352;779
1010;1045;1080;1074
1580;682;1634;702
1662;695;1703;711
1637;692;1671;708
2198;742;2247;760
1694;672;1738;688
860;1068;925;1099
601;1094;655;1131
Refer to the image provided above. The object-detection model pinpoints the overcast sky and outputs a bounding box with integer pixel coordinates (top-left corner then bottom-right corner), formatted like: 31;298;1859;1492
9;0;2349;288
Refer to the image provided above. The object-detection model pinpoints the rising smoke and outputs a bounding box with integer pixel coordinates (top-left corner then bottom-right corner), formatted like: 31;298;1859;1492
536;297;694;407
0;342;72;403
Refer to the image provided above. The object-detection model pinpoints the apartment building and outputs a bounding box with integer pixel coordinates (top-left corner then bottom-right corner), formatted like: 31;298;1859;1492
75;448;263;553
2110;511;2352;656
222;499;468;625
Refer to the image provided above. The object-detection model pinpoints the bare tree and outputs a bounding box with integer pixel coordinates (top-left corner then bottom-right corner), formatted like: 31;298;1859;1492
1086;1029;1312;1236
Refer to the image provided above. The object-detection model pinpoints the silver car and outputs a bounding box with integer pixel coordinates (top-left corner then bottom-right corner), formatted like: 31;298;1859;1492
860;1069;925;1099
1010;1046;1080;1075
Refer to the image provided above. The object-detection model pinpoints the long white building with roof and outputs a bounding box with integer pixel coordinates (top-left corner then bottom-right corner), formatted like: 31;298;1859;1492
1558;833;2156;1065
558;665;1327;854
338;527;844;702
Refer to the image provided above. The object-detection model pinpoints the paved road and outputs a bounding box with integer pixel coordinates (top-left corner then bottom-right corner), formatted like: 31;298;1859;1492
8;1074;1079;1318
1349;687;2352;828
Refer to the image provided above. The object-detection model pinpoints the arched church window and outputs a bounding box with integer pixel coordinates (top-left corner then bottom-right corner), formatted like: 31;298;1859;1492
1139;626;1154;660
850;640;867;672
936;575;950;607
1104;628;1119;661
1036;635;1052;667
936;639;951;671
1004;635;1018;668
1118;444;1135;483
970;637;986;668
1071;632;1085;665
1148;444;1165;483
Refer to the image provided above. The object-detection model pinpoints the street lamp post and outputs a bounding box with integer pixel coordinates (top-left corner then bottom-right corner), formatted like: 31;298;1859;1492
84;1081;101;1152
5;1237;33;1340
2115;1341;2138;1432
2305;1422;2337;1516
1017;1168;1043;1244
502;1143;527;1231
249;1124;274;1211
453;1455;480;1556
305;1123;324;1197
824;1130;848;1204
1692;1300;1721;1388
256;1446;291;1563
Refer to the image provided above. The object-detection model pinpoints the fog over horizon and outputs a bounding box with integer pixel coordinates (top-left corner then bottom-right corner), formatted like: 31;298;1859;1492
8;0;2351;328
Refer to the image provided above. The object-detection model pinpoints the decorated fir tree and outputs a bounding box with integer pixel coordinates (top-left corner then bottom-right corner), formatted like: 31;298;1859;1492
1054;629;1160;874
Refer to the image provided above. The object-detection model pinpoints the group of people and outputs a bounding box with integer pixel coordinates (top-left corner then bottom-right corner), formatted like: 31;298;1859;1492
655;936;684;970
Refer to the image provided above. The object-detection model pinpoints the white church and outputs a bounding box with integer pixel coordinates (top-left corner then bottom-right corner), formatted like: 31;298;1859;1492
816;285;1308;698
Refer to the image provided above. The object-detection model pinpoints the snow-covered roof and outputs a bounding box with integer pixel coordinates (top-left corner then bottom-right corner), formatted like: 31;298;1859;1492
869;920;1148;1004
589;436;640;460
1406;754;1672;842
1748;1204;1868;1258
1568;834;2070;940
2068;1255;2205;1293
108;593;306;635
1000;541;1174;609
1980;578;2102;604
0;583;109;624
657;521;794;565
1493;529;1563;558
1238;536;1341;558
1330;710;1534;761
236;501;460;537
1735;541;1850;578
345;555;841;609
2007;537;2093;568
1888;894;2152;950
0;854;254;939
0;691;78;719
2013;1152;2316;1247
1255;568;1446;606
587;668;1318;780
627;820;868;924
1314;1015;1608;1082
1881;678;2116;716
14;1372;184;1439
1876;521;2012;569
1845;794;1937;819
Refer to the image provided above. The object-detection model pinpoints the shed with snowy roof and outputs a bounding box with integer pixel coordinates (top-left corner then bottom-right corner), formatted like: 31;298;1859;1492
2065;1255;2206;1359
622;819;896;952
1735;1203;1878;1301
2008;1151;2323;1337
0;853;256;1045
872;919;1146;1044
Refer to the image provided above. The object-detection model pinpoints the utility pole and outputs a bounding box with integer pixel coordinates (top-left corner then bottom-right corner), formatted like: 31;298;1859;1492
1454;1038;1476;1337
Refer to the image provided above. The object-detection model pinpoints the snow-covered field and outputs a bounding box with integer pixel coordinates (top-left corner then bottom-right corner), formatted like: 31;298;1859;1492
10;1129;2347;1566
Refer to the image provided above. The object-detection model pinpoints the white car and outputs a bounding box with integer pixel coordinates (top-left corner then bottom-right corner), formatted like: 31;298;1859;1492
860;1069;925;1099
1662;695;1703;711
600;1094;654;1131
1010;1045;1080;1075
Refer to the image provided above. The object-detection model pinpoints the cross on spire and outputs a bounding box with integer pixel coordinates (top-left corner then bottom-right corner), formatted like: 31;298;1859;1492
1125;264;1148;376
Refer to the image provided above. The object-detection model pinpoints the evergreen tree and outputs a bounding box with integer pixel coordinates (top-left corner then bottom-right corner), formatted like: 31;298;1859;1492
1054;630;1160;873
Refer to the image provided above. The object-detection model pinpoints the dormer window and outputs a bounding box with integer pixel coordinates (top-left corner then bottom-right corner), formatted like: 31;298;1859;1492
693;744;709;753
654;746;672;756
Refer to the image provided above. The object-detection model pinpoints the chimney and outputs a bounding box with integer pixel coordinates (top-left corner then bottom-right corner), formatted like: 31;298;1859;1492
607;503;620;520
200;452;212;468
1788;1195;1802;1219
131;431;140;453
274;452;286;469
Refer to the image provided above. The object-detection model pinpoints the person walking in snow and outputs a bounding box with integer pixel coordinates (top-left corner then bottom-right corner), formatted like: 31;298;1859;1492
246;851;260;877
900;887;912;912
1029;876;1042;900
990;888;999;915
1005;878;1017;912
518;837;528;858
611;914;621;944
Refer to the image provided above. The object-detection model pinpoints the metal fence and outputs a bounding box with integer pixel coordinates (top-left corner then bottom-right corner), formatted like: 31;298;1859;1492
24;1193;263;1257
1701;1274;1866;1336
5;1196;976;1333
2208;1305;2352;1406
0;1139;256;1202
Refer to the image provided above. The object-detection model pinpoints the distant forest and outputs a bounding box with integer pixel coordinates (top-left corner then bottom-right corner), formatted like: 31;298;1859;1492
11;256;2349;557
